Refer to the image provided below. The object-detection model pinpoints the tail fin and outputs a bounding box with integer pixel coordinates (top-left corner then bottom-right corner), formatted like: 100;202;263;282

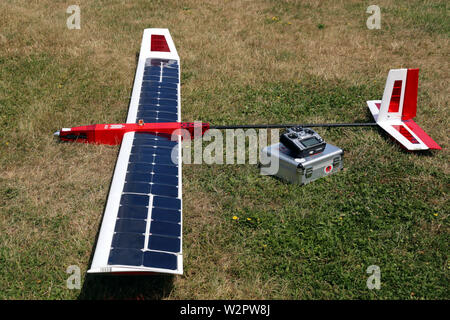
377;68;419;122
367;69;441;151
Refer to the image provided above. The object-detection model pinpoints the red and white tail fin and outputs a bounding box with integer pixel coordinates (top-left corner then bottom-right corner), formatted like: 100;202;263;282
367;69;441;151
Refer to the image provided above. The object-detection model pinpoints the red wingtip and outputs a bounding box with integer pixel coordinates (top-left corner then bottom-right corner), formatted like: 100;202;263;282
403;119;442;150
151;34;170;52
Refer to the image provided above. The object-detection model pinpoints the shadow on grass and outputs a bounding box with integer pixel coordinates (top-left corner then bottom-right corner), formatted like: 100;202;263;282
78;273;174;300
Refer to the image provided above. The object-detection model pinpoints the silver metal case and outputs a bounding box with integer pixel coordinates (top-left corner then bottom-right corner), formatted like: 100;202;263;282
260;142;344;185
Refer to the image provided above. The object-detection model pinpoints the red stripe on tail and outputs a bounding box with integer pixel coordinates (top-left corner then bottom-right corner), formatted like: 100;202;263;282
393;125;419;144
402;69;419;120
388;80;402;112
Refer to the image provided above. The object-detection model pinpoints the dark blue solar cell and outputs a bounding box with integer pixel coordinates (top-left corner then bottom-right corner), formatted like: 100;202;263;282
144;70;161;77
151;207;181;223
162;77;178;83
140;87;177;95
150;221;181;237
142;75;161;81
154;154;178;166
131;146;174;157
144;73;160;79
151;117;178;123
142;81;178;89
131;145;158;154
153;146;175;157
134;145;159;153
112;233;145;249
136;105;178;119
134;132;160;140
133;137;160;145
141;81;159;88
148;235;180;253
134;110;159;119
154;139;178;147
157;98;178;105
144;66;161;71
114;218;147;233
141;84;177;92
126;172;152;183
117;205;149;220
134;136;176;146
161;77;179;84
139;101;169;110
157;92;178;100
127;162;153;173
163;71;178;77
134;144;157;154
138;100;178;108
123;182;151;194
140;89;161;95
140;93;159;100
141;116;159;122
138;113;177;122
140;87;160;94
163;114;178;121
150;131;177;137
153;164;178;176
158;87;178;94
151;184;178;197
159;111;178;119
139;97;159;105
152;174;178;186
153;196;181;211
138;102;178;108
129;152;155;164
120;194;149;206
143;251;177;270
144;66;161;72
138;140;176;149
108;248;143;266
162;68;178;75
141;86;177;93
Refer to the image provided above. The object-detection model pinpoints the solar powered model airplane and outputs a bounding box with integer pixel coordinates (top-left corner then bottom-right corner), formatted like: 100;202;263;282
54;29;441;275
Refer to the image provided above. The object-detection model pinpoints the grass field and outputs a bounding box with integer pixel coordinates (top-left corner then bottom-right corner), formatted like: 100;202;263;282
0;0;448;299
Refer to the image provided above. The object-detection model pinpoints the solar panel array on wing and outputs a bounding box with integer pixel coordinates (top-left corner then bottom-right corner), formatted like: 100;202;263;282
137;58;179;123
107;57;181;271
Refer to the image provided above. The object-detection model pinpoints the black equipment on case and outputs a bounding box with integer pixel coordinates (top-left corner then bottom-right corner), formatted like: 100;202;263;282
280;127;326;157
